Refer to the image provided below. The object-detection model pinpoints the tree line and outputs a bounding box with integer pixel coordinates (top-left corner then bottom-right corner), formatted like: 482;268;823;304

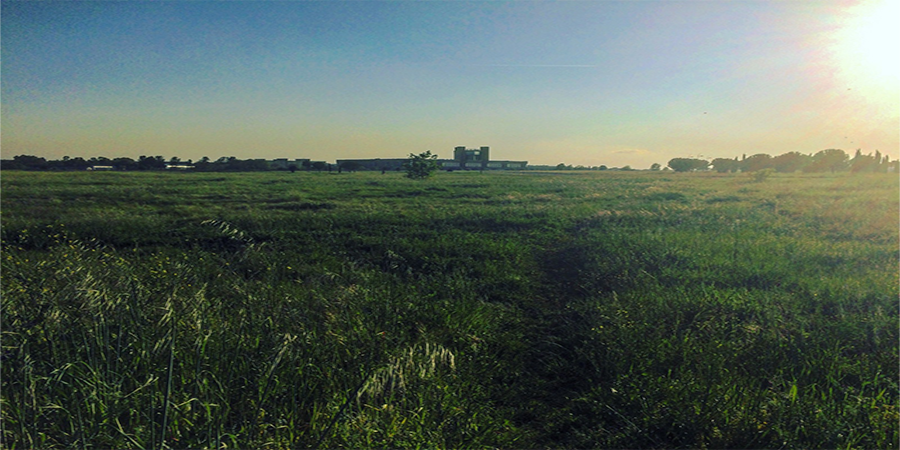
667;149;897;173
2;148;896;174
0;155;332;172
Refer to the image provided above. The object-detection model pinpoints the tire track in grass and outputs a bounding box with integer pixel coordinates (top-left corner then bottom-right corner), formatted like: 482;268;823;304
496;237;617;447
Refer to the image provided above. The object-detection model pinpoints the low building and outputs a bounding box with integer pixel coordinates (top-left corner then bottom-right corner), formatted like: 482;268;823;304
269;158;310;170
447;146;526;170
337;146;527;172
453;146;490;169
486;161;527;169
336;158;407;171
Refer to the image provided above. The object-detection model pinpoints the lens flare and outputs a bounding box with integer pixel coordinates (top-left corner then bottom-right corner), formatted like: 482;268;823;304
834;0;900;97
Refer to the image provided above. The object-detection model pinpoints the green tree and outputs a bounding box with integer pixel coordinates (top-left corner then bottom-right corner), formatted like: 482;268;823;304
667;158;709;172
804;149;849;173
111;157;135;171
850;152;879;173
650;163;661;171
771;152;810;173
404;151;440;179
711;158;739;173
137;155;166;170
741;153;773;172
10;155;48;170
194;156;211;171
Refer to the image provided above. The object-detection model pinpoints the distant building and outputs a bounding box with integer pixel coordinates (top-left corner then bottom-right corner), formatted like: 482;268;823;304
445;146;526;170
336;158;407;171
337;146;527;172
452;146;490;169
269;158;310;170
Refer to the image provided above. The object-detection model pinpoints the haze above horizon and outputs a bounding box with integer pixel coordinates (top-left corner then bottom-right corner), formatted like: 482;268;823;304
2;0;898;168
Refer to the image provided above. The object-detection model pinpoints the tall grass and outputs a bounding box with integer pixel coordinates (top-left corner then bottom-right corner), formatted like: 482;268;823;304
2;170;897;448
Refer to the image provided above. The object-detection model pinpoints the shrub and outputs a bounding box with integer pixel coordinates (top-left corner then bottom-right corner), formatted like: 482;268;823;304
404;151;440;179
751;168;775;182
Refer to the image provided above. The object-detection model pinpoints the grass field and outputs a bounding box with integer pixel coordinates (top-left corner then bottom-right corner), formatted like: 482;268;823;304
1;170;897;449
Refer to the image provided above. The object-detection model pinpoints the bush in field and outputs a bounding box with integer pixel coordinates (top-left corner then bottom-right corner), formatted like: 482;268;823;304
404;151;439;179
751;167;775;182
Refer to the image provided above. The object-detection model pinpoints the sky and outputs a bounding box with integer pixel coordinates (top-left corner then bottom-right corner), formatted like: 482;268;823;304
2;0;898;168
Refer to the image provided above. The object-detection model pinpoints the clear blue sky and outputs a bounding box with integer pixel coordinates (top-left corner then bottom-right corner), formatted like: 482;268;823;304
2;0;897;167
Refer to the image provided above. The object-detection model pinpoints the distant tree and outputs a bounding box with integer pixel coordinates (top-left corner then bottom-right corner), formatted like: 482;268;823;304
90;156;113;166
340;161;362;173
598;165;608;171
771;152;810;173
556;163;568;170
194;156;212;171
741;153;773;172
404;150;440;179
667;158;709;172
874;150;885;172
804;149;849;173
650;163;661;171
711;158;740;173
137;155;166;170
850;152;879;173
9;155;48;170
56;156;92;171
288;164;298;173
311;161;328;172
302;160;312;171
111;157;135;171
256;159;272;171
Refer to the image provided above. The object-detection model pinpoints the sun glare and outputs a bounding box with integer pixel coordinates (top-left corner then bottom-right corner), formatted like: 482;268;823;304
834;0;900;97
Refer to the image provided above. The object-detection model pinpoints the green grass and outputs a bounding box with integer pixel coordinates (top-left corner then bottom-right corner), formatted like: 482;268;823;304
1;170;897;448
